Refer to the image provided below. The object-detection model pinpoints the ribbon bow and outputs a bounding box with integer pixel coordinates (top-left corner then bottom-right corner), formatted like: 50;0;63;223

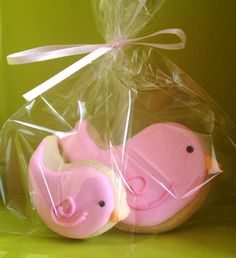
7;1;186;102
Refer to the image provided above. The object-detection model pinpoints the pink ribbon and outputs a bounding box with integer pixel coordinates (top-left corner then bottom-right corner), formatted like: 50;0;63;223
7;1;186;102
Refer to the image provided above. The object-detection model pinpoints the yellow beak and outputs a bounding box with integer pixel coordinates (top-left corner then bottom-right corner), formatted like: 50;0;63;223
109;210;119;223
206;155;222;172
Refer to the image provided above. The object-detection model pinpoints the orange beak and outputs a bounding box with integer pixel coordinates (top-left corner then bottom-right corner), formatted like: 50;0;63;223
109;210;119;223
206;155;222;173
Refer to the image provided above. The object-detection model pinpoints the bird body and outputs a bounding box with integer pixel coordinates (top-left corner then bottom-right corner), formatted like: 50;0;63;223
29;135;130;239
61;121;208;228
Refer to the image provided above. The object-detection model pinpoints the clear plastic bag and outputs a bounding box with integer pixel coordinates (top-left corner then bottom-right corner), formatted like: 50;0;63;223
0;0;236;239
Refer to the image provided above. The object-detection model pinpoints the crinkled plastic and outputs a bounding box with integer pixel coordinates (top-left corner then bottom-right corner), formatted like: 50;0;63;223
0;0;236;239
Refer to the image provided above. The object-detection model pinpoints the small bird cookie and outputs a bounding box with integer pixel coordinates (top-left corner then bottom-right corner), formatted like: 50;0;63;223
29;135;130;239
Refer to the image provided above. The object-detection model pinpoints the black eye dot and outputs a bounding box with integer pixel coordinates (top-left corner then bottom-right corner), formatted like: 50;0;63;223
186;145;194;153
98;200;106;207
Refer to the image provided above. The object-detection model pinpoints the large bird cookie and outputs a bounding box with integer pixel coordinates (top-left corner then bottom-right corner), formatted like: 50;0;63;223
60;121;220;233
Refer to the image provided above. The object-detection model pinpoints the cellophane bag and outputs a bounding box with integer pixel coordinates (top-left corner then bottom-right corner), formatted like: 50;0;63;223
0;0;236;239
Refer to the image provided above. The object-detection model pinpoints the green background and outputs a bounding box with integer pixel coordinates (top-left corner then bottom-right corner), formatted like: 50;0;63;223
0;0;236;257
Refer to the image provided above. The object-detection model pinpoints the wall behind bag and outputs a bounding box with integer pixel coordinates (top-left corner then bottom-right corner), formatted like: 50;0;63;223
0;4;5;127
0;0;235;127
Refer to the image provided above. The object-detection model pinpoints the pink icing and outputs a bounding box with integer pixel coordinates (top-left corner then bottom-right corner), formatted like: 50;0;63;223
60;121;206;227
29;141;115;238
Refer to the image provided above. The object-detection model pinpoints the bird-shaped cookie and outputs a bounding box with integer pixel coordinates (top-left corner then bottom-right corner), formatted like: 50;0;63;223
29;135;130;239
60;120;221;233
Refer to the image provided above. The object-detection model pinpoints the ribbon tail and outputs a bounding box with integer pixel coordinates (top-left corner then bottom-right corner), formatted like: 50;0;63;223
23;47;112;102
7;44;106;65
